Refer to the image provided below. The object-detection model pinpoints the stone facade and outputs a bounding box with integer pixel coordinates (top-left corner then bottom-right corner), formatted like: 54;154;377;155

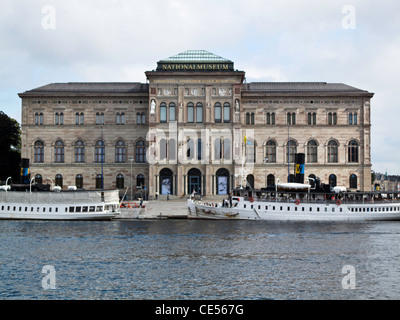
19;51;374;198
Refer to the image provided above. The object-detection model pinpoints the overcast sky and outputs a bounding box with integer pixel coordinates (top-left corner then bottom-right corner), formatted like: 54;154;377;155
1;0;399;174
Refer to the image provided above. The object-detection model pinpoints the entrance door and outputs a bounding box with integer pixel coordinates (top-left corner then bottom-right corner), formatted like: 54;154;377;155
159;168;173;195
187;168;202;195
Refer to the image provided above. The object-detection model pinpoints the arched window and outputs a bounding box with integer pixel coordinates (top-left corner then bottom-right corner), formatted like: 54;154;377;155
327;140;338;163
35;174;43;184
116;174;124;189
76;112;84;125
328;112;337;125
287;140;297;163
307;140;318;163
223;102;231;123
214;103;221;123
34;140;44;163
267;174;275;186
55;174;63;188
96;112;104;125
169;103;176;121
74;140;85;163
246;174;254;189
75;174;83;189
141;112;146;124
250;112;255;125
196;103;203;123
160;103;167;123
54;140;65;163
308;112;316;125
287;112;296;125
348;140;359;163
95;140;105;163
187;103;194;123
267;112;275;125
246;112;250;125
265;140;276;163
115;140;126;163
349;174;358;189
329;174;337;189
135;140;146;163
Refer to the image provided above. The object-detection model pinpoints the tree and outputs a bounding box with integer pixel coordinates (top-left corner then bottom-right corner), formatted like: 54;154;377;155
0;111;21;182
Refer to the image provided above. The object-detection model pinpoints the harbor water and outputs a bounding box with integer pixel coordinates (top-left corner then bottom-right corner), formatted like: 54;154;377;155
1;218;400;300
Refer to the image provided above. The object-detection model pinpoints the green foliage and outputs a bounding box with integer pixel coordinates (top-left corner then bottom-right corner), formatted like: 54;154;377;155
0;111;21;182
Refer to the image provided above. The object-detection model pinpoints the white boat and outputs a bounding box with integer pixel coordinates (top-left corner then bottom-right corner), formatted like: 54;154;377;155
187;185;400;222
0;184;120;220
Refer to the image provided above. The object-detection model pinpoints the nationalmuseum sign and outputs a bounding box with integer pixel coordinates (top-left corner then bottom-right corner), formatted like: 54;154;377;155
156;62;234;72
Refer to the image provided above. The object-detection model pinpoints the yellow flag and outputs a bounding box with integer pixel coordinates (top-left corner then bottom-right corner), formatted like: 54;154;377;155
244;136;247;144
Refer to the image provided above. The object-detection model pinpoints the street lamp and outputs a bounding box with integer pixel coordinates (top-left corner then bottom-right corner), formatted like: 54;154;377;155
129;157;134;201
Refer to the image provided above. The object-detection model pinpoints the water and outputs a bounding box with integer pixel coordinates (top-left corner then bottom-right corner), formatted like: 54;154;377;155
1;219;400;300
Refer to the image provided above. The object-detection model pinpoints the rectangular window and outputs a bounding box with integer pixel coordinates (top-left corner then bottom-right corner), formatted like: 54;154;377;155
169;105;176;121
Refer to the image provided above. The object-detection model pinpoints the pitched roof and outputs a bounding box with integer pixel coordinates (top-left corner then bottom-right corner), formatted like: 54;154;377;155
245;82;367;93
19;82;149;96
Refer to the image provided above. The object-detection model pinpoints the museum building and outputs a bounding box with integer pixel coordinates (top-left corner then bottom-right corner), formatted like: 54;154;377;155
19;50;374;198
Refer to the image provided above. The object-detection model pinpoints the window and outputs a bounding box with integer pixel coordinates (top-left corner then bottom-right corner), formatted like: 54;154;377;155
54;140;65;163
348;140;359;163
267;174;275;186
160;139;167;160
329;174;337;188
95;140;105;163
137;174;145;188
135;140;146;163
287;140;297;163
267;112;275;125
187;103;194;123
75;174;83;189
74;140;85;163
287;112;296;125
116;112;125;125
169;139;176;161
96;112;104;125
197;139;202;161
328;112;337;125
223;138;231;160
115;140;126;163
265;140;276;163
307;140;318;163
327;140;338;163
169;103;176;121
308;112;316;125
349;112;358;125
96;174;103;189
35;174;43;184
35;112;44;125
76;112;84;125
116;174;124;189
160;103;167;123
223;103;231;123
186;138;194;160
246;112;255;125
55;174;63;188
34;140;44;163
196;103;203;123
349;174;358;189
245;138;256;163
55;112;63;125
214;103;221;123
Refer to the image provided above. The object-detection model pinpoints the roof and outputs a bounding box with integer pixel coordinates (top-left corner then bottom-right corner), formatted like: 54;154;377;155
159;50;232;63
19;82;149;97
245;82;369;93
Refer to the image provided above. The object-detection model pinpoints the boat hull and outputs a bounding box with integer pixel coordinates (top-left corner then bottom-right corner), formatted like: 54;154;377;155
0;190;120;221
187;199;400;222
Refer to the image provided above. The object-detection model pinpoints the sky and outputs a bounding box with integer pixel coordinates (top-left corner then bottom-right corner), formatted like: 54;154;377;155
0;0;399;174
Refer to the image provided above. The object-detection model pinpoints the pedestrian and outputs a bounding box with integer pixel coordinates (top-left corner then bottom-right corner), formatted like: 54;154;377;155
167;192;170;201
228;192;232;208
